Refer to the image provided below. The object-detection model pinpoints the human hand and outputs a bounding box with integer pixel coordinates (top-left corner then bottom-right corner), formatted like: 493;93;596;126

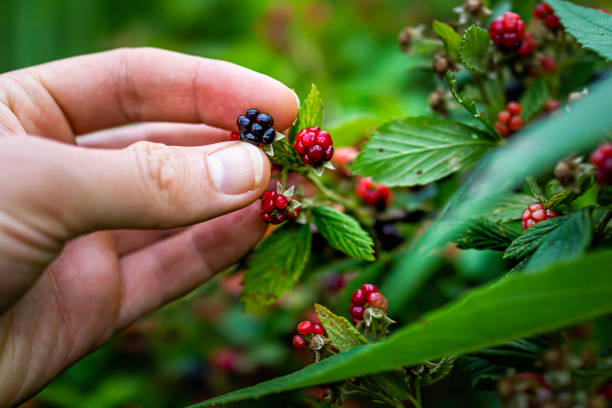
0;47;298;406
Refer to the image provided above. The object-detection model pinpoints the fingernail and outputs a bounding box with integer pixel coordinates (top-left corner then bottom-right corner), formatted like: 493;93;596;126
291;88;301;109
207;143;264;194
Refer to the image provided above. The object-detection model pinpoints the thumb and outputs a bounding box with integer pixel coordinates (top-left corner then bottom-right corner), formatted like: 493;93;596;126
2;136;270;238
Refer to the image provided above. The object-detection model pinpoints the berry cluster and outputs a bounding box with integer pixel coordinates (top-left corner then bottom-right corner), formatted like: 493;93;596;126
260;190;300;225
590;143;612;185
292;320;325;349
349;284;388;325
534;2;562;30
236;109;276;145
521;202;559;230
355;177;393;211
489;12;526;51
494;102;523;137
294;126;334;167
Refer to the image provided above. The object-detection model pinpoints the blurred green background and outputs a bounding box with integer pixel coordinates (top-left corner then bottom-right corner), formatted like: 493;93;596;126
2;0;611;407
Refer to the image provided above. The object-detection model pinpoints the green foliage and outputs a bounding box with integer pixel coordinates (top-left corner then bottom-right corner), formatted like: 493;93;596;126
311;206;375;261
485;194;535;222
461;25;490;74
314;304;368;352
242;223;312;311
455;218;520;251
504;216;566;260
290;84;323;143
192;250;612;407
598;186;612;206
519;79;550;122
547;0;612;60
351;116;498;187
432;20;462;58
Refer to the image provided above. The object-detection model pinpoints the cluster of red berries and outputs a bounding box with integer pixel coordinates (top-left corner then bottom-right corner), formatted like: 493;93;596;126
259;190;300;224
521;202;560;230
236;109;276;145
489;12;526;51
355;177;392;211
534;2;562;30
590;143;612;185
494;102;524;137
292;320;325;349
348;284;389;325
517;33;537;56
294;126;334;167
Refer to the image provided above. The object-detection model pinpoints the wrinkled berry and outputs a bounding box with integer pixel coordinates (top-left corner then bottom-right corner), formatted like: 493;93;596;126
361;283;378;296
294;126;334;167
235;108;276;146
521;202;559;230
312;324;325;336
260;190;300;224
489;12;526;51
590;143;612;185
349;305;364;320
356;177;392;211
539;56;557;73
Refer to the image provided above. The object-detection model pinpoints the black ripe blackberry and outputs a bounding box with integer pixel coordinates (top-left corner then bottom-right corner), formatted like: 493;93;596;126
235;109;276;146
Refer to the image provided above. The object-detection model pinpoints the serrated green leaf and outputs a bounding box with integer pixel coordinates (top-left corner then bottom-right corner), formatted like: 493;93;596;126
525;208;593;271
525;175;547;202
455;218;520;251
314;304;368;352
598;186;612;206
190;250;612;407
503;216;565;260
290;84;323;143
270;138;303;168
486;194;535;222
312;206;375;261
241;223;311;311
543;189;575;209
519;79;550;121
446;72;500;138
547;0;612;61
351;116;498;187
461;25;490;74
432;20;462;57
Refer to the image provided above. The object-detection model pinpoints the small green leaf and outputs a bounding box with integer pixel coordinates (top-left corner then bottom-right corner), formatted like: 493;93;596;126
242;223;312;311
455;218;520;251
543;189;575;209
351;116;498;187
290;84;323;142
312;206;375;261
485;194;535;222
270;138;303;168
525;176;547;202
314;304;368;352
461;25;490;74
504;216;565;260
446;72;500;138
432;20;462;57
547;0;612;61
520;79;550;121
525;208;593;271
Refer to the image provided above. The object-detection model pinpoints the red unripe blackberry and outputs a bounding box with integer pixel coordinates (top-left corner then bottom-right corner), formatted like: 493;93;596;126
361;283;378;296
350;288;367;306
355;177;392;211
539;56;557;73
230;131;241;141
494;121;510;137
312;324;325;336
534;3;562;30
590;143;612;185
367;292;389;312
489;12;526;51
349;305;364;320
517;33;537;56
297;320;314;335
507;102;522;116
498;110;511;124
294;126;334;167
521;202;559;230
293;335;306;348
509;116;524;132
495;102;523;137
260;190;300;224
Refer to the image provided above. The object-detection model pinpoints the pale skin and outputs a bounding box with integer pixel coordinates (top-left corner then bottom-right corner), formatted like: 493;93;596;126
0;47;298;406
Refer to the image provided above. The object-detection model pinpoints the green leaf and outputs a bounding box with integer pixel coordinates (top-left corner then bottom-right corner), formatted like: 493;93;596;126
446;72;500;138
290;84;323;142
543;189;575;209
241;223;312;311
485;194;535;222
461;25;490;74
311;206;375;261
270;138;303;168
519;79;550;122
525;208;593;271
597;186;612;206
190;250;612;407
432;20;462;57
504;216;565;260
525;175;547;202
314;304;368;352
455;218;520;251
351;116;498;187
325;113;380;147
547;0;612;60
512;0;538;25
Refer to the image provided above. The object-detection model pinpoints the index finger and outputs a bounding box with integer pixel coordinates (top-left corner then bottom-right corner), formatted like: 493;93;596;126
12;47;299;135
